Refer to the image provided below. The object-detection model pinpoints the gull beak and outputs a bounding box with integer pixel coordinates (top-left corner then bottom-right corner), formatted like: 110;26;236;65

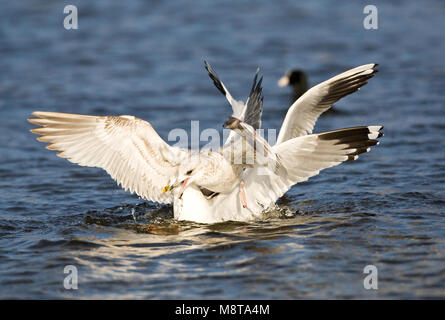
277;75;289;87
162;185;172;193
179;177;191;200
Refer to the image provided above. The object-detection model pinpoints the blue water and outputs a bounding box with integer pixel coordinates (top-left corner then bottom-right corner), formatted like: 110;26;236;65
0;0;444;299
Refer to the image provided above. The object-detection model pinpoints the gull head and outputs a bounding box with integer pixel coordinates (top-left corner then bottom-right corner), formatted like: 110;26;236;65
223;116;242;130
163;156;207;199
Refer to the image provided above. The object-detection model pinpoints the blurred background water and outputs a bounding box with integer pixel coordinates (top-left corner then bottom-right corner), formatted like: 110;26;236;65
0;0;444;299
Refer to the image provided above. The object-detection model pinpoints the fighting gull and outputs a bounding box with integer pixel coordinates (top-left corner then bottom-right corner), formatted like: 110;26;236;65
28;62;382;223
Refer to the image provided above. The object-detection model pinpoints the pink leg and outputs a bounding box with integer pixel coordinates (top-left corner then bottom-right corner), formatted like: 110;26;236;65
240;180;247;208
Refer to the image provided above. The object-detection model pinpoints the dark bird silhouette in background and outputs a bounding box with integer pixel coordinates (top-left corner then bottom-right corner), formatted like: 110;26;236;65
278;69;308;102
278;68;355;114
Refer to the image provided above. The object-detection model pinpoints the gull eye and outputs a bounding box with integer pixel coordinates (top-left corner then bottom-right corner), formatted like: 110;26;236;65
186;169;193;175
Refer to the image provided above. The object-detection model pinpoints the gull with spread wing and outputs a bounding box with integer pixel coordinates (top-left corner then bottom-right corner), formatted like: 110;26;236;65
28;62;382;223
205;61;285;209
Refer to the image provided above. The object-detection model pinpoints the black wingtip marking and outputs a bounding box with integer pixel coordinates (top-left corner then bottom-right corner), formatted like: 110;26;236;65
249;70;263;100
316;126;383;163
318;126;384;142
249;68;259;95
319;66;379;106
318;127;370;141
204;60;226;96
244;67;264;130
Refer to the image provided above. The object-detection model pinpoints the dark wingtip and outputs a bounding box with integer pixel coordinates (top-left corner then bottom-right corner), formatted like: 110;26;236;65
204;60;212;73
204;60;226;96
257;76;263;90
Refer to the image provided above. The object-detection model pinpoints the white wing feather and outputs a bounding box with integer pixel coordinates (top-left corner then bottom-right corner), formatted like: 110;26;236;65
245;126;383;210
276;64;378;144
28;111;187;204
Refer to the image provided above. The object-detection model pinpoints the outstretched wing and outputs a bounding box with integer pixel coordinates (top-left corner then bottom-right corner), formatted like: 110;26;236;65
204;60;245;119
244;126;383;210
204;60;263;130
28;111;188;204
276;64;378;145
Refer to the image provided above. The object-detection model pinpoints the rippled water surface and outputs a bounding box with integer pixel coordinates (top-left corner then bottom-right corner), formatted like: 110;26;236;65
1;0;444;299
